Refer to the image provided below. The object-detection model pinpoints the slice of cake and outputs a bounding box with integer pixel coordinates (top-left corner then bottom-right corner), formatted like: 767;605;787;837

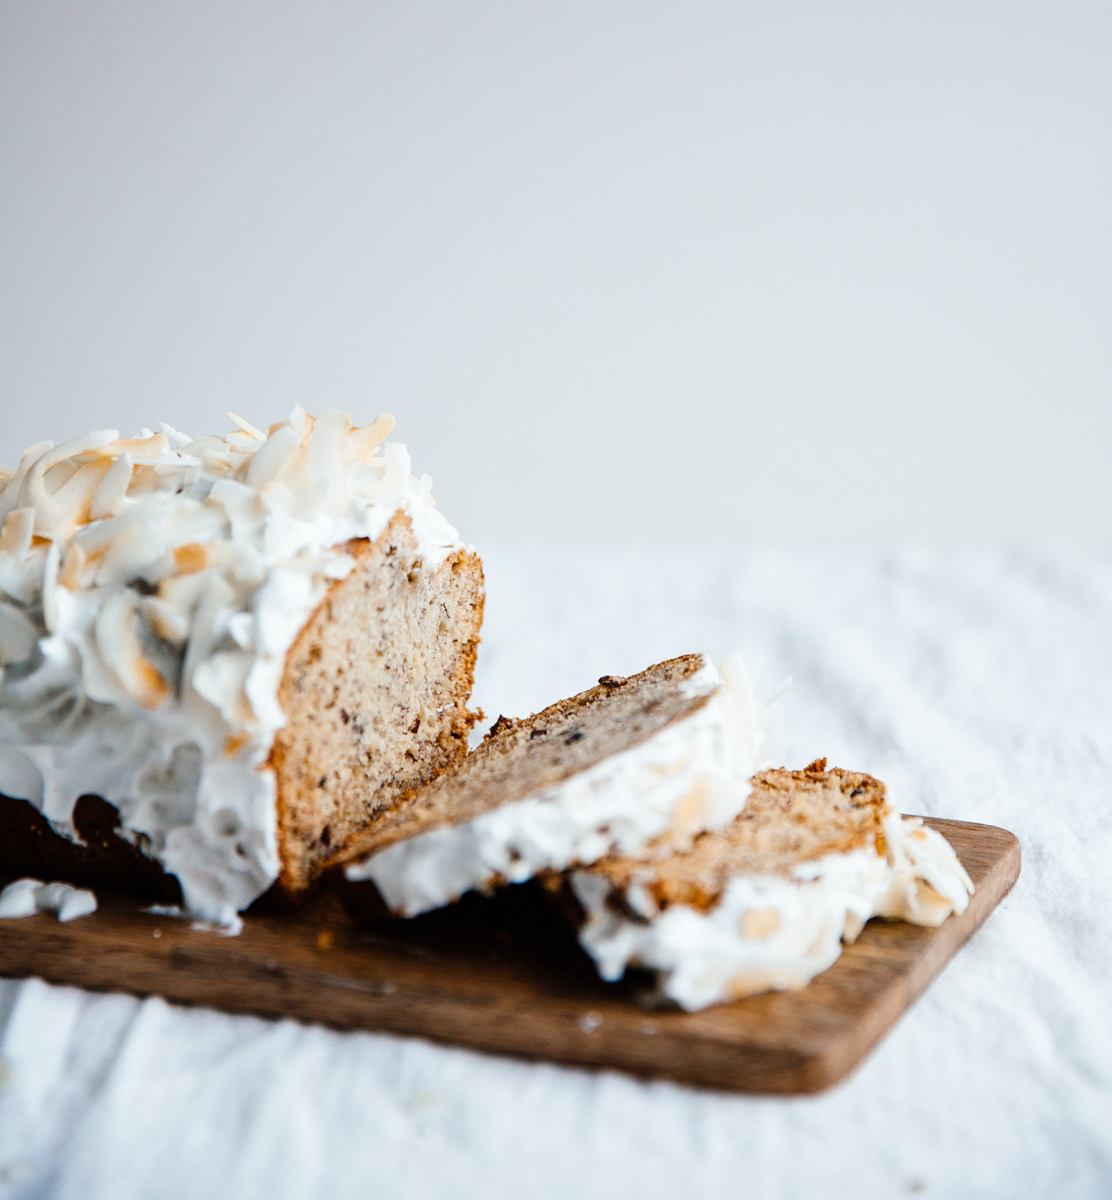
561;759;975;1010
0;408;484;926
332;653;770;919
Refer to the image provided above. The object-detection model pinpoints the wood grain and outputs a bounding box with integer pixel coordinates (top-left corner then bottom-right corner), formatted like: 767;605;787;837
0;817;1019;1095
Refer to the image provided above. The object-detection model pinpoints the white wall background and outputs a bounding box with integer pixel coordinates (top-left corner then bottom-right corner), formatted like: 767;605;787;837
0;0;1108;548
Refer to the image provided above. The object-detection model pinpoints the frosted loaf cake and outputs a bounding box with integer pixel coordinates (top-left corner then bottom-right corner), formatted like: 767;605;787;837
0;409;484;926
334;654;770;919
564;759;975;1010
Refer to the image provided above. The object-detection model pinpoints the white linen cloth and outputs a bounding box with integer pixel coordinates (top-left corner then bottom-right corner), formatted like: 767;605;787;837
1;547;1109;1199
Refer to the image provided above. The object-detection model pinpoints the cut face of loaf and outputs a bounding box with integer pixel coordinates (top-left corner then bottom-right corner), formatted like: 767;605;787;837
333;653;766;920
269;510;484;897
562;760;976;1011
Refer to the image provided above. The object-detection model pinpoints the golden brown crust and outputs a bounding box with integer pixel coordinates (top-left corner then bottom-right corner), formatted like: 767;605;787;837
584;762;890;913
269;510;484;897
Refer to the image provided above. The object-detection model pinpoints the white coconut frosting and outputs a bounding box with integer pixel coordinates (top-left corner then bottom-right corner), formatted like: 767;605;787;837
0;877;97;922
345;654;773;918
572;811;975;1011
0;408;464;927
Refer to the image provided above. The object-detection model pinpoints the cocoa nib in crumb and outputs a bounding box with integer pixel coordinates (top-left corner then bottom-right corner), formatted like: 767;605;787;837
598;675;626;688
488;715;516;737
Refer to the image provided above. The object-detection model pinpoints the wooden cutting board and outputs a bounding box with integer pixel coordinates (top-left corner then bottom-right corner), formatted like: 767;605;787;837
0;817;1018;1095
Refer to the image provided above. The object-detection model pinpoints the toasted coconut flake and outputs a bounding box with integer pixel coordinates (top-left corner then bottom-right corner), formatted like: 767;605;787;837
0;441;52;527
90;451;134;520
103;434;170;460
226;417;263;444
226;431;259;457
140;595;191;645
126;464;173;498
348;413;395;462
157;571;210;622
44;461;79;494
134;657;174;709
224;730;251;757
245;421;301;490
304;409;352;518
173;543;210;575
42;458;115;540
158;422;193;448
288;404;314;441
226;411;267;441
20;431;118;536
58;541;89;590
0;508;35;559
350;441;410;506
94;589;171;709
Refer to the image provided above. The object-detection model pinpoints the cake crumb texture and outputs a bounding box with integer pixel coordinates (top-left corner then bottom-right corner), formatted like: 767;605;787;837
271;511;483;895
589;761;889;912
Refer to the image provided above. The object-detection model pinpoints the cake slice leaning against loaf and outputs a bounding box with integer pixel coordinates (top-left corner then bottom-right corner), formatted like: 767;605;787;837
331;653;770;920
555;758;975;1011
